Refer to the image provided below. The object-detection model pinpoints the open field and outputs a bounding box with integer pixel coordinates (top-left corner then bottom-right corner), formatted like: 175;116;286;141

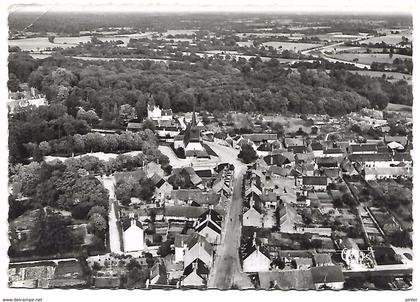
385;103;412;112
330;53;411;65
348;70;412;84
362;31;412;46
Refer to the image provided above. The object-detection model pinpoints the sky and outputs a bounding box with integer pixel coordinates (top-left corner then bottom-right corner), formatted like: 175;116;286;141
8;0;414;14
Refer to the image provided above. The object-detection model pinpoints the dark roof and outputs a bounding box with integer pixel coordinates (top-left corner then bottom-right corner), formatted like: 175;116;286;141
349;144;378;153
198;209;222;225
150;262;167;285
171;190;220;206
121;218;143;231
263;154;290;166
196;220;221;234
195;169;213;178
310;266;344;284
164;206;208;219
257;142;273;152
316;157;340;167
242;237;271;260
302;176;328;186
185;233;213;256
393;152;412;162
183;259;209;277
150;173;165;188
349;153;392;163
288;145;308;154
323;148;344;155
310;142;324;151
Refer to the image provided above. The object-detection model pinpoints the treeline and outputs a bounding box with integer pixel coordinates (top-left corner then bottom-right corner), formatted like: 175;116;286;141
9;53;412;139
26;130;157;159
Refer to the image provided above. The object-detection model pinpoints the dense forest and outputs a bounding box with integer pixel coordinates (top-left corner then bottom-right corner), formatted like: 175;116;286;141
8;52;412;163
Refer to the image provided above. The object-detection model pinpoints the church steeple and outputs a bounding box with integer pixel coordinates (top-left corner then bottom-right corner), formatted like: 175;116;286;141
191;101;197;126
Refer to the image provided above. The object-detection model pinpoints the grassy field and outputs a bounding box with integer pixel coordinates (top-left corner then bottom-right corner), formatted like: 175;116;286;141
331;53;411;65
348;70;412;84
385;103;412;112
362;30;412;46
237;41;320;51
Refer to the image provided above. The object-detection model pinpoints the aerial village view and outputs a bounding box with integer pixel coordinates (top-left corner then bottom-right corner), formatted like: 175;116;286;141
6;3;413;291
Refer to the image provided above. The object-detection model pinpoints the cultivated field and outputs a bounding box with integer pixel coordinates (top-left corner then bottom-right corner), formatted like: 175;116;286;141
331;53;411;65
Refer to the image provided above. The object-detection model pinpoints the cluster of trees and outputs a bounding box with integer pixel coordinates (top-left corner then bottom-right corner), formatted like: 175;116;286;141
10;160;109;217
238;143;258;164
27;130;156;159
115;177;155;206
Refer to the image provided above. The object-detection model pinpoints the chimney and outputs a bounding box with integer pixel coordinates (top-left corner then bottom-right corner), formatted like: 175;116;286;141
192;261;198;272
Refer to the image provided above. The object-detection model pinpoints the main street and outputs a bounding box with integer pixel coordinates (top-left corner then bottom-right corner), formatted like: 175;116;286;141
206;142;254;289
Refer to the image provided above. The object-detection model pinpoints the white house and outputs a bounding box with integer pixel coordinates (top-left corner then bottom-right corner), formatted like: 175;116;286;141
122;213;145;252
183;233;213;268
242;235;271;273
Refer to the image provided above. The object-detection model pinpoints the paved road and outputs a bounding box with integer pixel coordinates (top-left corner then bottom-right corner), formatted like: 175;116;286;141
101;176;122;253
206;142;254;289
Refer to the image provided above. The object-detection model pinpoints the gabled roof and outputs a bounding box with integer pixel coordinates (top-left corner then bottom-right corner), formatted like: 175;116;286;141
197;209;222;225
150;173;165;188
242;237;271;261
183;258;209;277
288;145;308;154
196;219;222;234
121;217;143;231
284;137;305;147
393;152;412;162
313;254;333;266
185;233;213;257
150;261;167;285
310;266;344;284
316;157;340;166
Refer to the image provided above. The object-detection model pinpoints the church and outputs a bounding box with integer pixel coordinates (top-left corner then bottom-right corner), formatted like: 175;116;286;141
174;107;209;158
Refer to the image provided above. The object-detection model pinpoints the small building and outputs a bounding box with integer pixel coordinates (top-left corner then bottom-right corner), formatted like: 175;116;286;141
297;176;328;191
242;235;271;273
122;213;145;252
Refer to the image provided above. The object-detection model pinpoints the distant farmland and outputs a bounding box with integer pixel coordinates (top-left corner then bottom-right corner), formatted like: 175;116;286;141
330;53;411;65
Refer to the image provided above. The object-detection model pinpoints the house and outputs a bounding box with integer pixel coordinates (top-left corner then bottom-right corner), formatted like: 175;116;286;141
316;157;340;168
322;148;344;158
151;173;173;200
349;144;378;154
147;104;173;122
279;203;301;232
126;122;142;132
242;235;271;273
122;213;145;252
242;133;278;144
310;265;344;290
174;234;191;263
183;233;213;268
171;189;220;207
164;206;209;222
297;176;328;191
310;142;324;158
288;145;308;154
195;209;222;244
243;203;264;228
321;168;342;181
284;137;305;148
181;259;208;288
